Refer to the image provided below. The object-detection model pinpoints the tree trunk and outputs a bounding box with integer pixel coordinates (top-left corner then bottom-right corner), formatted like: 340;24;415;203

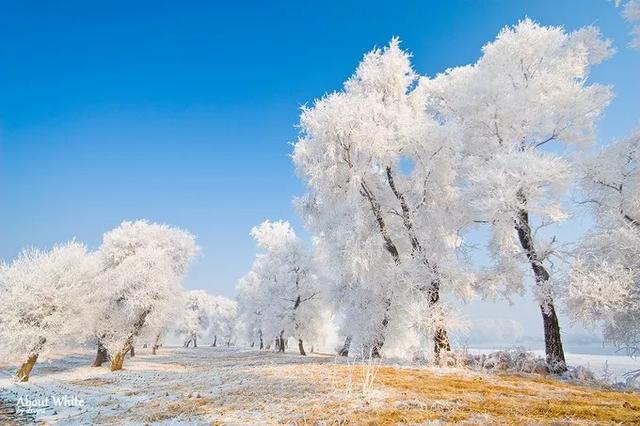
428;279;451;357
213;335;217;347
93;337;109;367
15;337;46;382
152;333;161;355
111;309;150;371
110;349;128;371
259;329;264;349
338;336;352;357
193;334;198;348
278;330;285;353
298;339;306;356
386;166;450;358
129;345;135;357
371;300;391;358
515;191;566;373
15;354;39;382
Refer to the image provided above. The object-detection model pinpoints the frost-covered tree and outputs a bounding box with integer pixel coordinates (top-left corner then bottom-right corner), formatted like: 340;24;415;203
422;19;613;372
614;0;640;49
569;131;640;355
176;290;211;348
293;39;472;358
207;295;238;346
237;220;322;355
93;220;198;371
0;242;98;381
237;270;265;349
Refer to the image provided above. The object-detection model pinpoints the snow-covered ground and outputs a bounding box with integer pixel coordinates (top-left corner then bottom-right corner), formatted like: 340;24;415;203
1;346;639;425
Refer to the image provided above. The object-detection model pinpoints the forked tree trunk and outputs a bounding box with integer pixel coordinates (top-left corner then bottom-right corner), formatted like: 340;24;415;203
93;337;109;367
298;339;306;356
110;349;128;371
515;191;566;374
15;354;39;382
111;309;150;372
338;336;352;357
386;167;450;358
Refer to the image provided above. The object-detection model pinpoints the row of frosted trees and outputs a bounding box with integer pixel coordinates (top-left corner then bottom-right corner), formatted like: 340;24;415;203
3;19;640;381
0;220;236;381
237;19;640;374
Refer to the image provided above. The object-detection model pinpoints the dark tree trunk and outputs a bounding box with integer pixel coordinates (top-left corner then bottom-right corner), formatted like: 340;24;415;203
386;166;450;358
213;335;217;347
129;345;135;357
193;334;198;348
298;339;306;356
278;330;285;353
93;337;109;367
259;329;264;349
428;279;451;357
515;191;566;373
338;336;352;357
371;299;392;358
152;333;161;355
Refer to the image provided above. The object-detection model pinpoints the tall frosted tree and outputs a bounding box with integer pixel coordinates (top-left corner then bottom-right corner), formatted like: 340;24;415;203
569;131;640;355
93;220;198;371
176;290;211;347
293;39;472;358
0;242;98;381
422;19;613;372
237;220;322;355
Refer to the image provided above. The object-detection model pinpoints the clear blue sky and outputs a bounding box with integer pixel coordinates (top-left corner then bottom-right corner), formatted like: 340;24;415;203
1;0;639;302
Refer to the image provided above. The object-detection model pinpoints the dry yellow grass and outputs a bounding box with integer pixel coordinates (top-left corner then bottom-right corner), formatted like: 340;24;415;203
292;365;640;425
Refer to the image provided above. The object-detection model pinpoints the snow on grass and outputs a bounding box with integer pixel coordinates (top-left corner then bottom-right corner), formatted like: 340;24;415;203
0;346;639;425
